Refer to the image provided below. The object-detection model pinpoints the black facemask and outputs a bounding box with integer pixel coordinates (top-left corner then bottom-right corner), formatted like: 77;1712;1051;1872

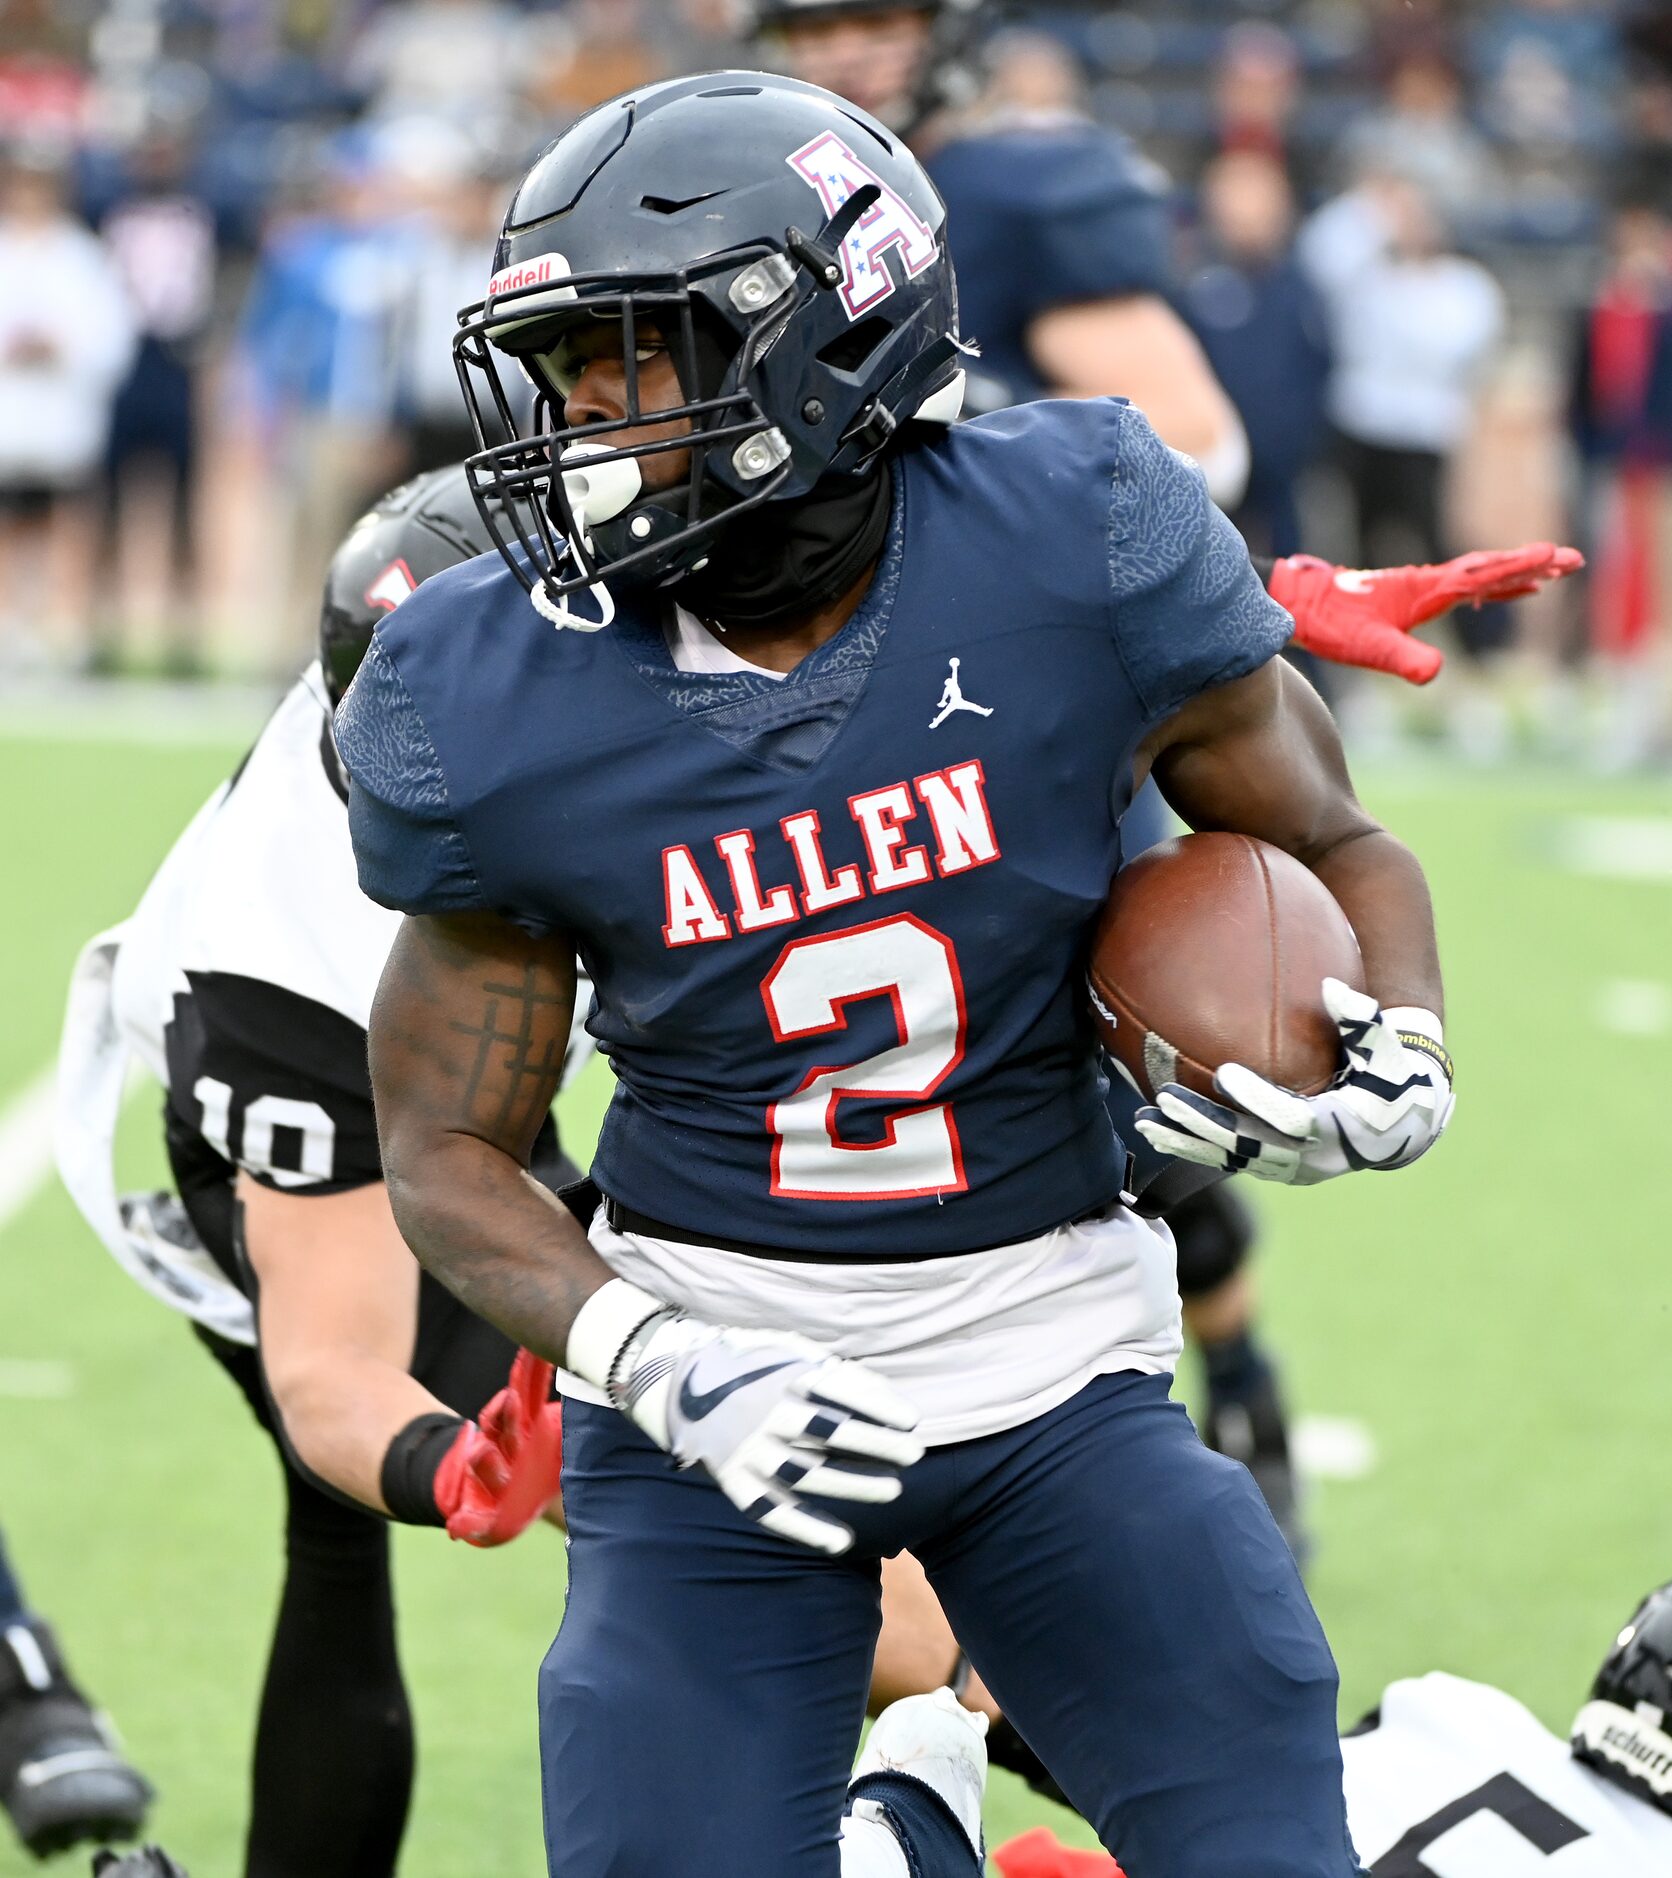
670;464;892;631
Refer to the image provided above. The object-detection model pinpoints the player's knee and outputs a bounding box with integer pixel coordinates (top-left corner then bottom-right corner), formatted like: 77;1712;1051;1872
1184;1456;1337;1699
1170;1180;1257;1297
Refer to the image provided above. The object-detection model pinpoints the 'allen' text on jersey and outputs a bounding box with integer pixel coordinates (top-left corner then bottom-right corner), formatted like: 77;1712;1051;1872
661;760;1000;947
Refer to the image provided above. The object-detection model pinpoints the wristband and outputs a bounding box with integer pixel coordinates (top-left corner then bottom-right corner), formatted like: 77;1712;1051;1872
563;1276;675;1396
1384;1006;1452;1085
380;1411;466;1526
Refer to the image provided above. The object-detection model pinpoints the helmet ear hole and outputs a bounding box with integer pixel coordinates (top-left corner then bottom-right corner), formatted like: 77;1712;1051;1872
816;315;893;376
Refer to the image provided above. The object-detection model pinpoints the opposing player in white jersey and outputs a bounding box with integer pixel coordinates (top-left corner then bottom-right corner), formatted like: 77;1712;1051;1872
55;470;578;1878
996;1580;1672;1877
1342;1582;1672;1876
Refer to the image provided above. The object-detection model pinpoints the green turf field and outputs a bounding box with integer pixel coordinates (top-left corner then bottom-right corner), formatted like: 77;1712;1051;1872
0;725;1668;1873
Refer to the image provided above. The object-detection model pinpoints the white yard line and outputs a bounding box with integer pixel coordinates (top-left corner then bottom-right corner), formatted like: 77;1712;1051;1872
0;1066;57;1236
1596;980;1672;1038
1550;817;1672;882
0;1067;80;1396
0;677;274;748
1292;1415;1379;1483
0;1360;75;1399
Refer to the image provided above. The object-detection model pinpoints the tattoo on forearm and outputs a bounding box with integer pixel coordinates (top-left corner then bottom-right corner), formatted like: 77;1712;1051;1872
450;964;568;1144
370;916;609;1359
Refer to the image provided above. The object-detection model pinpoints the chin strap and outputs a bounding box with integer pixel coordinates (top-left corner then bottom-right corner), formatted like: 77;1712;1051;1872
531;568;616;633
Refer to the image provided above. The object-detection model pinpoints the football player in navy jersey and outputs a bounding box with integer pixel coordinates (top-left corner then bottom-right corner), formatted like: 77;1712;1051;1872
335;74;1463;1877
751;0;1577;1622
753;0;1251;496
57;471;575;1878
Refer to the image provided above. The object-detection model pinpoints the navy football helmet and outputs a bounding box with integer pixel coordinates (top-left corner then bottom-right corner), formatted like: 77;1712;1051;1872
453;72;963;614
1572;1580;1672;1817
318;464;496;708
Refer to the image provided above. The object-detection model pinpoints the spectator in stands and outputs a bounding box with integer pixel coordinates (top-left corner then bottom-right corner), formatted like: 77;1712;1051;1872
230;139;409;664
1472;0;1622;158
347;0;531;133
0;151;135;672
389;128;511;476
662;0;749;73
0;1;88;152
94;131;217;678
1363;0;1455;73
1336;54;1499;236
1182;150;1331;561
1300;173;1506;690
531;0;668;125
1211;25;1303;182
1620;35;1672;205
1567;195;1672;766
980;26;1082;118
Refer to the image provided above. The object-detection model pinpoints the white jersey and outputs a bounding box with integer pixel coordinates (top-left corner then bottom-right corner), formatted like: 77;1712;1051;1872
1342;1674;1672;1876
57;665;592;1342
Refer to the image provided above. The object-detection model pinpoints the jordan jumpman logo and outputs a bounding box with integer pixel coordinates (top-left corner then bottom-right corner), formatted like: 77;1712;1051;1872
929;657;994;730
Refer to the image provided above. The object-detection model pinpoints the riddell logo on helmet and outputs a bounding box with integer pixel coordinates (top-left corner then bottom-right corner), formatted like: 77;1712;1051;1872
786;133;937;321
486;252;574;301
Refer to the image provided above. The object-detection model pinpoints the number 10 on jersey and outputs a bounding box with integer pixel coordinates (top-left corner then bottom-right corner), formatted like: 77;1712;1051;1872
761;913;968;1201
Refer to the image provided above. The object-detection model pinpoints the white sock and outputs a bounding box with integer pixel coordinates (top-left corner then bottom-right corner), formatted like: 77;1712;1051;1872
839;1798;912;1876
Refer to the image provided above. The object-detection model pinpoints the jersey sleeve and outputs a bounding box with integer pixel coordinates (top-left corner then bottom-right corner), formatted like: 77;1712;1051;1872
164;972;384;1194
1106;402;1293;726
334;632;489;917
1019;131;1175;320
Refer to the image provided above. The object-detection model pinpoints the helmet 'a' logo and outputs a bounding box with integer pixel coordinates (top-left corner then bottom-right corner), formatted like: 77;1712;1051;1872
786;132;938;321
364;558;419;613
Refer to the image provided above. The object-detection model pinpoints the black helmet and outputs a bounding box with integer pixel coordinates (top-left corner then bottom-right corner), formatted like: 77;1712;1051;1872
318;464;496;708
1572;1581;1672;1817
91;1850;191;1878
453;70;963;616
749;0;991;132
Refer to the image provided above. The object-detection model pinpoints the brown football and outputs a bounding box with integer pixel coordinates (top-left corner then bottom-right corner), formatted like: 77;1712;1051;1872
1088;832;1366;1102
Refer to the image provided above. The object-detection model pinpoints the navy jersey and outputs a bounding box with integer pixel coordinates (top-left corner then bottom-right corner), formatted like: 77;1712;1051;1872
926;114;1175;410
337;399;1289;1259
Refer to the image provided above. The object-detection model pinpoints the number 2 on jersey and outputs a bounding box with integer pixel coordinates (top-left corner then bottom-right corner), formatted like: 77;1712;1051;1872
761;912;967;1201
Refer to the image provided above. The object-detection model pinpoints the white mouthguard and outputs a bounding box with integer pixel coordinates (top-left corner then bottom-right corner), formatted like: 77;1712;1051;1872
559;443;642;531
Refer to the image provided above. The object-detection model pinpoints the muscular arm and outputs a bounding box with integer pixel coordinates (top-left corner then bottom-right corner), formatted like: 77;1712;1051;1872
1028;293;1244;468
241;1175;448;1512
369;910;613;1363
1136;657;1443;1018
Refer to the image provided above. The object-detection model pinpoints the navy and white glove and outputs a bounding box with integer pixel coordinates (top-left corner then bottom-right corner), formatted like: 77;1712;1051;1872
565;1278;924;1555
1134;978;1454;1186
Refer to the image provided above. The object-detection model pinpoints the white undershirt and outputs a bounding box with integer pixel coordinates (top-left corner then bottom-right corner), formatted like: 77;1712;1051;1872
562;1202;1184;1446
664;606;788;680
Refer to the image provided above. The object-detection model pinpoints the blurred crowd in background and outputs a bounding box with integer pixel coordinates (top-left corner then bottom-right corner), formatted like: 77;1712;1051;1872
3;0;1672;768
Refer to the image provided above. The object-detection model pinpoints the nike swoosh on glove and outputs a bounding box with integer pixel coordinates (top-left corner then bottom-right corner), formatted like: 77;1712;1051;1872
565;1278;924;1556
1134;978;1455;1186
1271;544;1583;685
434;1348;564;1546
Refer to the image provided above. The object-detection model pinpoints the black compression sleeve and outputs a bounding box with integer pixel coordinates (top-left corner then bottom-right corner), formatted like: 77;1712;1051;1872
379;1412;465;1527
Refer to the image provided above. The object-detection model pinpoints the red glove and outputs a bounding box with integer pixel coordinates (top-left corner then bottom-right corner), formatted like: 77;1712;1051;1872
1269;543;1584;686
993;1827;1124;1877
433;1348;563;1547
